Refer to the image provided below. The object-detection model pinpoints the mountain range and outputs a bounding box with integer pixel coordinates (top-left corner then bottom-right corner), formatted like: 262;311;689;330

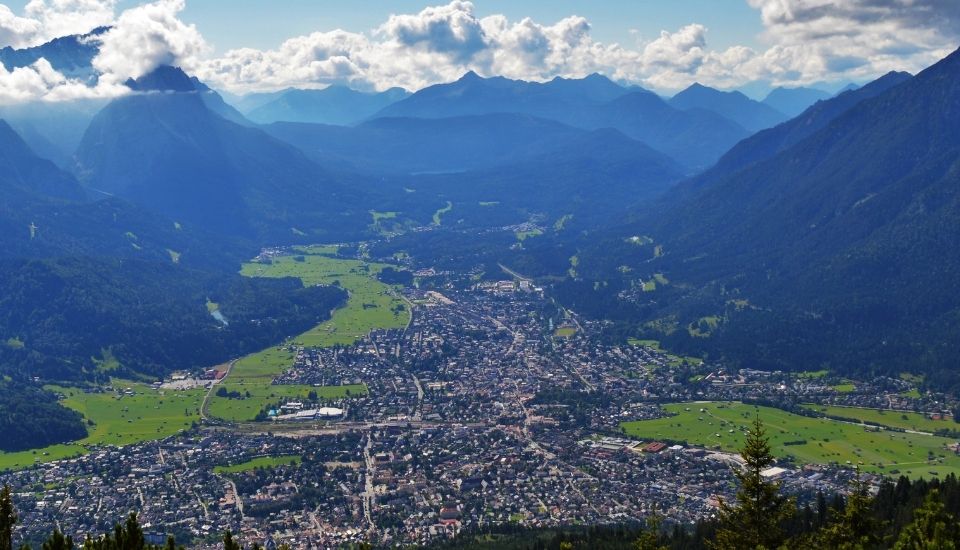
245;85;410;125
761;86;832;117
0;113;352;448
0;26;106;79
75;67;365;242
376;71;754;170
1;24;958;428
555;47;960;384
669;82;787;132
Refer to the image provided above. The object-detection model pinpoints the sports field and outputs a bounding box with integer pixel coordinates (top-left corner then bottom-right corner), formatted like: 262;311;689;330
207;246;409;422
0;380;202;470
621;401;960;479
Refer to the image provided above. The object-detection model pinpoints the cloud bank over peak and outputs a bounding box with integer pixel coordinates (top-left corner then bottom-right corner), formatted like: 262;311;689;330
93;0;206;85
0;0;114;49
0;0;958;103
0;0;203;103
192;0;959;94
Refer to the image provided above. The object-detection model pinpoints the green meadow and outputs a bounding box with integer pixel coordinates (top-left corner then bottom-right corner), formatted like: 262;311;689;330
801;404;956;434
432;201;453;225
214;454;302;474
626;338;702;367
621;401;960;479
208;246;408;422
238;249;409;348
0;380;202;470
516;228;543;241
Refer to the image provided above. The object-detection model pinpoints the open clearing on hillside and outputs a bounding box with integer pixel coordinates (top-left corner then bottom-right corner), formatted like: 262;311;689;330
0;380;202;470
214;454;302;474
801;404;956;434
516;228;543;241
626;338;702;367
207;246;408;422
621;401;960;479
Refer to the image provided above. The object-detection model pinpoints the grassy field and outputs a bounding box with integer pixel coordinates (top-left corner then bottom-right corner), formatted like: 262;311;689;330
208;247;409;422
625;339;702;367
801;404;956;434
0;380;202;471
4;337;24;349
621;402;960;479
3;245;409;468
688;316;720;337
627;338;662;349
369;210;401;235
214;454;302;474
239;251;409;348
796;370;830;379
554;327;577;338
432;201;453;225
370;210;398;223
516;228;543;241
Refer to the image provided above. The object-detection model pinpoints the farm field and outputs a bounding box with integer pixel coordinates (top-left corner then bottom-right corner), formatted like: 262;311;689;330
801;404;956;434
0;380;202;470
214;454;302;474
621;401;960;479
208;246;408;422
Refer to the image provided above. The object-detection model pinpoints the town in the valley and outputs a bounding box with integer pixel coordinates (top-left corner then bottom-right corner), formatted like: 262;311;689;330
2;245;958;549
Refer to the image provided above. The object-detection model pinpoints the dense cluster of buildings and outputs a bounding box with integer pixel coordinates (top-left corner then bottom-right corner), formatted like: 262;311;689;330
1;260;950;547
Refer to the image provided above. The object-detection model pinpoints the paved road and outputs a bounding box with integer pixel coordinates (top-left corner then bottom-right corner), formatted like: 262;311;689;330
200;359;237;422
362;434;376;536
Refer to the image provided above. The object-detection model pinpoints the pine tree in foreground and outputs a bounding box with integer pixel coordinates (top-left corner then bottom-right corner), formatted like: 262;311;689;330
40;529;72;550
815;470;886;549
711;415;796;550
1;485;17;550
893;489;960;549
633;510;668;550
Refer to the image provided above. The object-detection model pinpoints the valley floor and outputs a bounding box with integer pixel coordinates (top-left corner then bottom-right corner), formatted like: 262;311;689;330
2;240;958;548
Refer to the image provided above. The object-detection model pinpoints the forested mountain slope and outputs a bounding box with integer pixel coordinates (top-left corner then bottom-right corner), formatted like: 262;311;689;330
556;47;960;384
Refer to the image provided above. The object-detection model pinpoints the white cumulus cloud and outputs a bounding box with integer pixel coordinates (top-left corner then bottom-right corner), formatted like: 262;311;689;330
0;56;124;103
2;0;960;103
93;0;207;84
0;0;114;48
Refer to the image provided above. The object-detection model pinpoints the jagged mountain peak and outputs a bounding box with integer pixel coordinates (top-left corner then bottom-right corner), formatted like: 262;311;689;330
124;65;197;93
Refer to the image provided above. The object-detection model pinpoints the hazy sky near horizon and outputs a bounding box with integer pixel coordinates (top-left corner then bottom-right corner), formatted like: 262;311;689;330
0;0;958;102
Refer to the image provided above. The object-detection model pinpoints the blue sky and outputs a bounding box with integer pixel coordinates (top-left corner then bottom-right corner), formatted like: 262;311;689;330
5;1;765;53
